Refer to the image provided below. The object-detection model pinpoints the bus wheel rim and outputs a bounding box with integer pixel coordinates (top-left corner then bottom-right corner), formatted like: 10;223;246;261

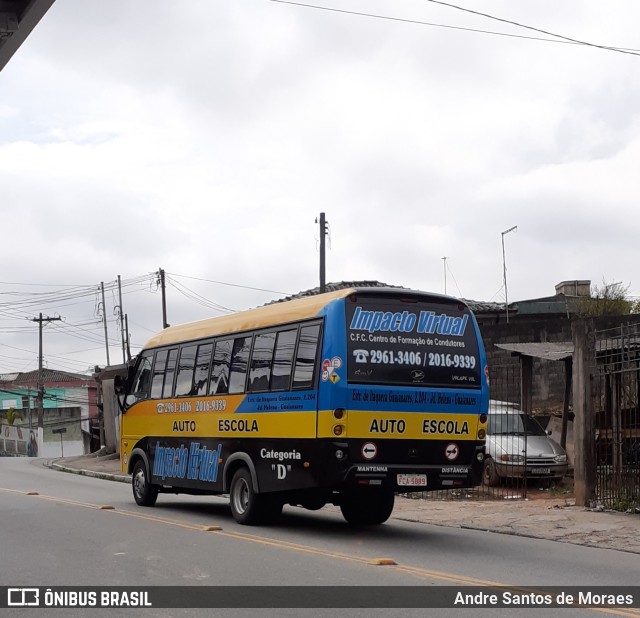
134;470;145;497
234;478;249;514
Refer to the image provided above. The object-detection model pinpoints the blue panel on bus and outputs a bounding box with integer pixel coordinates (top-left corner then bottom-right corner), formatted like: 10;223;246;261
347;385;482;413
236;391;318;413
316;299;349;412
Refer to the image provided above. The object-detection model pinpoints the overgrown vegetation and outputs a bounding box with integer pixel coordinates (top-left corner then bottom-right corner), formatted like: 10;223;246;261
575;280;640;317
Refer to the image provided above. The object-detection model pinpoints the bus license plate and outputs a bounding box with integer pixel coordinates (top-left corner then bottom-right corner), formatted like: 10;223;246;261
397;474;427;487
529;468;551;475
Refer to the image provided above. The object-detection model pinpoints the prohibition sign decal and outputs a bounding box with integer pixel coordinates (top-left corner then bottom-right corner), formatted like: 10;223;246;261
444;443;460;461
361;442;378;460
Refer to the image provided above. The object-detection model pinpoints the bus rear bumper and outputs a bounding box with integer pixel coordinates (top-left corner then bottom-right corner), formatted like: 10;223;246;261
343;452;485;492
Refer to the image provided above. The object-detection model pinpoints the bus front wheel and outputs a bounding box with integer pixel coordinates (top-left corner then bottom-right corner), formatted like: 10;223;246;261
340;488;395;525
132;460;158;507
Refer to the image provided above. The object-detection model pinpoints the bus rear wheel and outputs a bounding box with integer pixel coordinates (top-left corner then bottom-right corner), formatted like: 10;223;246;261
229;468;282;525
132;460;158;507
340;488;395;525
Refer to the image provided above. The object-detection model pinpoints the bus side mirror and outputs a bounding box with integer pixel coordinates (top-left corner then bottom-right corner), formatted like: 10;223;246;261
114;365;135;396
114;374;126;395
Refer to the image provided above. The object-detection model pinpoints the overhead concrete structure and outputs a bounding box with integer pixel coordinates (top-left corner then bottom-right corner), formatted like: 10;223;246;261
0;0;55;71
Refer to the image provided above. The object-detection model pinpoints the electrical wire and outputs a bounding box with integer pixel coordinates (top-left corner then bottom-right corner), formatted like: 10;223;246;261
165;277;236;314
167;272;292;297
421;0;640;55
268;0;640;55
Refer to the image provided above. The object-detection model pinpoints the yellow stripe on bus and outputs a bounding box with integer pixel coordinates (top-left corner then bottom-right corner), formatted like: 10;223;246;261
123;407;317;440
318;410;484;440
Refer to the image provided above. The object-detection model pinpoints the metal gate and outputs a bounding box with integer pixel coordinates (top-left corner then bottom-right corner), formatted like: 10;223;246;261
594;323;640;511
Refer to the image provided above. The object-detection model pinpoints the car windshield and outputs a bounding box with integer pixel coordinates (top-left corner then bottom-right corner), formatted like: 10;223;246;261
488;413;547;436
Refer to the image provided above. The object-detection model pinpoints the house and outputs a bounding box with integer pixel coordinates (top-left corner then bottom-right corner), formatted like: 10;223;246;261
0;369;99;457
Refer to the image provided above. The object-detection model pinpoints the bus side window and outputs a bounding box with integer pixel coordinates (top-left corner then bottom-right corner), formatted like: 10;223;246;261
150;350;168;399
248;332;276;393
163;348;179;398
229;336;251;394
193;342;214;396
293;324;321;389
127;352;153;405
209;339;232;395
175;345;198;397
270;329;296;391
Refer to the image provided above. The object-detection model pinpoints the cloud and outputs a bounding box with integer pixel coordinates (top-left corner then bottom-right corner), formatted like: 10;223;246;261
2;0;640;371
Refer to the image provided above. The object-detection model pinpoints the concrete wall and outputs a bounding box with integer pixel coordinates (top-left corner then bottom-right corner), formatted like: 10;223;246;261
478;314;636;412
101;379;120;454
480;316;573;411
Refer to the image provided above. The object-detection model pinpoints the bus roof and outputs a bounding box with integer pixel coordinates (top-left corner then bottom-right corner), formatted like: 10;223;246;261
142;288;355;349
142;286;469;350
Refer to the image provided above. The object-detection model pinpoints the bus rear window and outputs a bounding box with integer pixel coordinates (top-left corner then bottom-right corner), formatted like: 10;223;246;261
346;297;481;388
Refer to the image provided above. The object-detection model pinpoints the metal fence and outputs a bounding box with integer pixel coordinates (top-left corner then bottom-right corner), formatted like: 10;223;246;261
594;323;640;511
418;364;532;502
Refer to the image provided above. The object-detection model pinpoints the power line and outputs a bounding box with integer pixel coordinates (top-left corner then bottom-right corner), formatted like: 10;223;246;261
165;277;236;314
422;0;640;56
167;272;292;296
268;0;640;55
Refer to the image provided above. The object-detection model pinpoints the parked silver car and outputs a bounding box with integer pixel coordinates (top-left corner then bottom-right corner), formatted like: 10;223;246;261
483;402;568;486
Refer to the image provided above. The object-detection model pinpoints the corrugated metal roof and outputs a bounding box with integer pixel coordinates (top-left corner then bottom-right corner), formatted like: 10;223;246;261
268;280;406;304
495;342;574;361
462;299;505;313
0;369;92;385
270;281;495;312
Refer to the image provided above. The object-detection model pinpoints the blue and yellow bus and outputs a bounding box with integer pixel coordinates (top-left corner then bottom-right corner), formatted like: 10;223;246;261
119;287;489;525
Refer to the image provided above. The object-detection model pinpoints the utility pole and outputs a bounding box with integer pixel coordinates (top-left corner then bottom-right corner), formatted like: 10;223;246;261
31;313;62;442
158;268;169;328
117;275;126;364
100;282;111;366
124;314;131;361
316;213;329;293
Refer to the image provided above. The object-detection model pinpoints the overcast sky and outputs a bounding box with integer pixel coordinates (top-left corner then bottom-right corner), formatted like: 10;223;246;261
1;0;640;375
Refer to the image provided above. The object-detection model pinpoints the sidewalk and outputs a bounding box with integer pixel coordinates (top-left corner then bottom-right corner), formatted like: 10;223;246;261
44;454;640;555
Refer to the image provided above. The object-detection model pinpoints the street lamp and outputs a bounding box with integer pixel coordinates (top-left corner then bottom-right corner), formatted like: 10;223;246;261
501;225;517;323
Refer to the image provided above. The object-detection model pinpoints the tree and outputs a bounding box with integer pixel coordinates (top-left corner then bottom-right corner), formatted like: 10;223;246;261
575;280;636;317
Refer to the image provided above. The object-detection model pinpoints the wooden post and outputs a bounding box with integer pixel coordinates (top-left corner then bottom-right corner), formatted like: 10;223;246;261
560;357;572;450
572;319;596;507
520;354;533;415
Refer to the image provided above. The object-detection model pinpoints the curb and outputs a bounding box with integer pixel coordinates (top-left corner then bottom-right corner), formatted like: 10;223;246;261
46;459;131;484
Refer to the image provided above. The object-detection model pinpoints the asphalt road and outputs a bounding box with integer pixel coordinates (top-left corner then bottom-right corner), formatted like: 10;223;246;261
1;458;639;618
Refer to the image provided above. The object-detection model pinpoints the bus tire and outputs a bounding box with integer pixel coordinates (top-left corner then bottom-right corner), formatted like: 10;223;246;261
230;468;263;525
482;457;500;487
340;488;395;525
132;460;159;507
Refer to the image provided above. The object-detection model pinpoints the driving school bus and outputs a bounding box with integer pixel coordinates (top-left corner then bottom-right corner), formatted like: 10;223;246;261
118;287;489;525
